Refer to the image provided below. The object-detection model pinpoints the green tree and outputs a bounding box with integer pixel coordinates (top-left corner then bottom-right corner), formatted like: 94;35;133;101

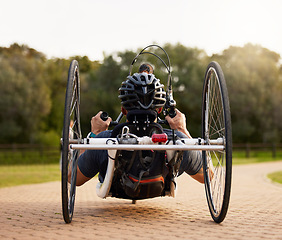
0;44;51;143
1;42;281;145
212;43;282;143
163;43;209;137
79;54;124;134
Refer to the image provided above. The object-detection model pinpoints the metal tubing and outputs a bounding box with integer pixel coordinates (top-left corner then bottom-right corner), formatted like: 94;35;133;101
85;137;224;145
70;144;224;151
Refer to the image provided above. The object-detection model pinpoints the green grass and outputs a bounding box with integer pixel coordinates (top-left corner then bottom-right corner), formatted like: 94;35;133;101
267;171;282;184
0;148;60;165
0;164;60;188
232;150;282;160
232;156;282;165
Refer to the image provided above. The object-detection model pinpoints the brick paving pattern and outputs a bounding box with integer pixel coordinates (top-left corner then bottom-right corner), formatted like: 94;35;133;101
0;161;282;240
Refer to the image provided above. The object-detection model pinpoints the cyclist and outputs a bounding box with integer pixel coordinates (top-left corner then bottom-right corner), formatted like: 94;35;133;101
70;64;205;186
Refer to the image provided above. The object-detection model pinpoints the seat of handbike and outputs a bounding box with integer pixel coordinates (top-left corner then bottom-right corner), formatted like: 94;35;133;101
97;110;177;200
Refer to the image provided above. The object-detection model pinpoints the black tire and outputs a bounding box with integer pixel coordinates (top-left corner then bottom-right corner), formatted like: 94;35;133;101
61;60;82;223
202;61;232;223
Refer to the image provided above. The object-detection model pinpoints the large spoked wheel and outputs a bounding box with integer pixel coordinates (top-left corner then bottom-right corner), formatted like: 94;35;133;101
61;60;82;223
202;61;232;223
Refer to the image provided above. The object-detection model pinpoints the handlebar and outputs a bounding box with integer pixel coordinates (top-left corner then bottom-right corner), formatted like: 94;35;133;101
101;111;177;127
100;112;123;127
100;111;109;121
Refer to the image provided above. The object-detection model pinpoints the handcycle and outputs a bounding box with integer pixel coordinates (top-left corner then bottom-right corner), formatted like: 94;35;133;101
61;45;232;224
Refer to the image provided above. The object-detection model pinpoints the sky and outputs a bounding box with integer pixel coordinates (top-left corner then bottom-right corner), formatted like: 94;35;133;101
0;0;281;61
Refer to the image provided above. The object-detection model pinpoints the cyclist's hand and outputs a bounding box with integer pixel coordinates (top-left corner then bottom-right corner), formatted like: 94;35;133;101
91;111;112;135
165;109;192;138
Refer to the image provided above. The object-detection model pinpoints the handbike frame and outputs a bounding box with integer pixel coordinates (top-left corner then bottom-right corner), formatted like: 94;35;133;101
61;45;232;224
70;137;224;151
69;135;225;199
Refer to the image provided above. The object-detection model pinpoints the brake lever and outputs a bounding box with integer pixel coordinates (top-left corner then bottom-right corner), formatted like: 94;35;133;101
163;83;177;117
163;97;176;118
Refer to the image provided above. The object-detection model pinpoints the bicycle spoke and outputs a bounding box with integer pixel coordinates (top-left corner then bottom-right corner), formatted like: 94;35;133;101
202;62;232;223
70;98;78;118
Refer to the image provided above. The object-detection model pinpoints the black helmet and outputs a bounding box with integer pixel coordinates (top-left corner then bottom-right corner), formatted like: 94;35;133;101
119;72;166;111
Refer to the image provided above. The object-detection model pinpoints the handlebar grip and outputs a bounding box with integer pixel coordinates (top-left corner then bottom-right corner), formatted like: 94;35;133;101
100;112;109;121
168;109;176;118
167;106;176;118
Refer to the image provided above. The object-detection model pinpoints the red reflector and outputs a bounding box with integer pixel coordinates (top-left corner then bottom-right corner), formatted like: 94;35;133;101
152;133;168;143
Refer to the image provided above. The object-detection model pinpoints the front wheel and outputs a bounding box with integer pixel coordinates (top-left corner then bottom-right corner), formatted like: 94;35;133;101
61;60;82;223
202;61;232;223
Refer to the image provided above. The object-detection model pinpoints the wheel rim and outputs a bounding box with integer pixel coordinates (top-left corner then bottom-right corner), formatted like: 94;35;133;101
62;61;82;223
202;63;232;222
67;150;78;218
67;64;81;219
69;65;81;140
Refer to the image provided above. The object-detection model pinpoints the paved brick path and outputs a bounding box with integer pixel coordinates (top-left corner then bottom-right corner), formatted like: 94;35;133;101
0;161;282;240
